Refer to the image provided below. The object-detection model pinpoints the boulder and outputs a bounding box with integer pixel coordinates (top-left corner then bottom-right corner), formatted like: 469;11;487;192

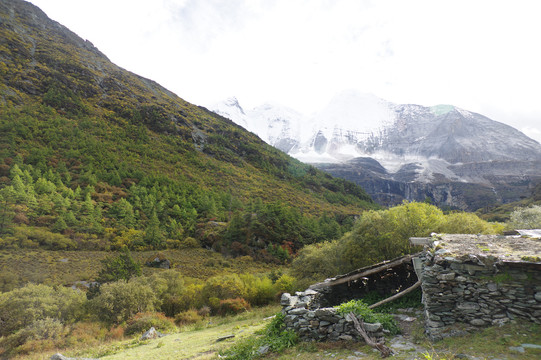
140;327;166;340
145;253;171;269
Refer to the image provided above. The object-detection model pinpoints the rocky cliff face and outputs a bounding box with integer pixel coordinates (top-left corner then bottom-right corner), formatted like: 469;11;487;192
212;92;541;210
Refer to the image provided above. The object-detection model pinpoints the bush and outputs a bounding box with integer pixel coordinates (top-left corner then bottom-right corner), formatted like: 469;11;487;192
0;283;86;337
241;274;275;306
335;299;399;335
124;312;176;336
95;248;142;284
274;274;297;295
508;205;541;229
437;212;503;234
89;279;159;324
0;318;66;356
202;274;246;302
217;298;250;316
174;309;202;325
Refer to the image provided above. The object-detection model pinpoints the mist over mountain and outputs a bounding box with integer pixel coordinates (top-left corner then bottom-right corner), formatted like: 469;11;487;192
212;91;541;211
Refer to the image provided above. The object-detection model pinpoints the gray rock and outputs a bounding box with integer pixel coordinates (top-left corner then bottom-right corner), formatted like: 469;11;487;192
509;346;525;353
289;308;308;315
140;327;165;340
256;345;270;355
535;292;541;302
470;319;486;326
363;322;382;332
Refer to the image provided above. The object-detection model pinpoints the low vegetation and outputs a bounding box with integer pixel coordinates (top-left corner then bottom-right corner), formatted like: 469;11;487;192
291;201;504;284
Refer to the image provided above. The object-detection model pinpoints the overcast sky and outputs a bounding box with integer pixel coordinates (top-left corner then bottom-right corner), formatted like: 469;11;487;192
30;0;541;143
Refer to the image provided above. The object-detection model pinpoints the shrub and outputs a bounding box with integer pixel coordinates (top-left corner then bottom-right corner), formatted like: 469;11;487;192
197;306;211;318
241;274;275;306
335;299;399;335
273;274;297;295
217;298;250;316
0;283;86;337
508;205;541;229
181;237;200;248
437;212;503;234
202;274;246;301
95;248;142;284
124;312;176;336
0;318;66;356
174;309;202;325
89;279;159;324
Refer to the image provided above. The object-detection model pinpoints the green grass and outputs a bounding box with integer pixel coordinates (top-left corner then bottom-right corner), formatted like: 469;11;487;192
78;306;280;360
0;248;279;290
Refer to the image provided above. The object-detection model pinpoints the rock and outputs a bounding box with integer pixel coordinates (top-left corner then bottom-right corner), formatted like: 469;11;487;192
50;355;68;360
522;343;541;350
509;346;525;353
256;345;270;355
437;272;456;281
140;327;165;340
50;354;97;360
145;253;170;269
363;322;382;332
281;293;298;307
470;319;486;326
535;292;541;302
289;308;308;315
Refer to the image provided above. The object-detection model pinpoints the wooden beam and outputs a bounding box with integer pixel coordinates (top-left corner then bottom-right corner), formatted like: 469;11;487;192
347;312;394;357
409;237;433;246
310;255;416;289
368;280;421;309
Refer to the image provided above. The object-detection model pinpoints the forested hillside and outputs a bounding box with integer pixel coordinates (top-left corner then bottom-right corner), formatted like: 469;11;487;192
0;0;374;262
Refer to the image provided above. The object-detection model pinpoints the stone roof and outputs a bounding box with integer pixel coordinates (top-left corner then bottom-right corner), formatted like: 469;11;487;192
426;233;541;264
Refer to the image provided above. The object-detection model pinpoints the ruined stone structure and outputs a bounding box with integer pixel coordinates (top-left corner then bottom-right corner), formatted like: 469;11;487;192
416;234;541;340
280;290;385;342
280;255;418;342
281;233;541;343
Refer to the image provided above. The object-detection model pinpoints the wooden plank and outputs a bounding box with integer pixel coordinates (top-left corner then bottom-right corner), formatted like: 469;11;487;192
409;237;433;246
368;280;421;309
310;254;416;289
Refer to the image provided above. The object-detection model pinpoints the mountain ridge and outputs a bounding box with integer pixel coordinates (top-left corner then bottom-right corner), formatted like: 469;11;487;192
0;0;374;259
211;91;541;210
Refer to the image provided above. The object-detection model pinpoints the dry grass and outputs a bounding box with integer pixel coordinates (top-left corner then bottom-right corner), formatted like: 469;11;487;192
0;248;279;290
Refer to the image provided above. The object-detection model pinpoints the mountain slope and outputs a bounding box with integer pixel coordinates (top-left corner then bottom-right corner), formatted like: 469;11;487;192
0;0;374;259
212;91;541;211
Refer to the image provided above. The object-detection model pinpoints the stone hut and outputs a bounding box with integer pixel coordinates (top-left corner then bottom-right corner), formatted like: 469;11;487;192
280;254;420;342
281;232;541;343
414;233;541;340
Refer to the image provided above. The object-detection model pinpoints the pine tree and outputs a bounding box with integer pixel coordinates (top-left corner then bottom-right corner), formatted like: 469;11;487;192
144;210;164;248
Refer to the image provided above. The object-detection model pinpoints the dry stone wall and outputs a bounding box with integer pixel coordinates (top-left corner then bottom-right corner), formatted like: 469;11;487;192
420;250;541;340
280;290;384;342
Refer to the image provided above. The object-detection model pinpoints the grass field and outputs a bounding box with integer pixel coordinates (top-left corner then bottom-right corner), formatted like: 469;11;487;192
0;248;279;290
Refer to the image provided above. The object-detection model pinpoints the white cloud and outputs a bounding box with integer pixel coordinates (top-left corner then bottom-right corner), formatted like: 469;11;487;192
29;0;541;138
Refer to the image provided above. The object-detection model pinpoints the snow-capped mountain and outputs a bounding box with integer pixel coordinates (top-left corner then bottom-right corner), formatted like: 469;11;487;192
211;91;541;210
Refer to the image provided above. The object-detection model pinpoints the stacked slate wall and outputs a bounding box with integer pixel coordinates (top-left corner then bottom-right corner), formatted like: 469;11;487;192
420;251;541;340
280;290;384;342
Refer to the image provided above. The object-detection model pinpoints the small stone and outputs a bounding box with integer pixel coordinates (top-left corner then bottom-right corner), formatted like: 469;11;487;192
535;293;541;302
338;334;353;341
487;283;498;291
289;308;308;315
509;346;525;353
438;272;456;281
363;322;382;332
470;319;486;326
